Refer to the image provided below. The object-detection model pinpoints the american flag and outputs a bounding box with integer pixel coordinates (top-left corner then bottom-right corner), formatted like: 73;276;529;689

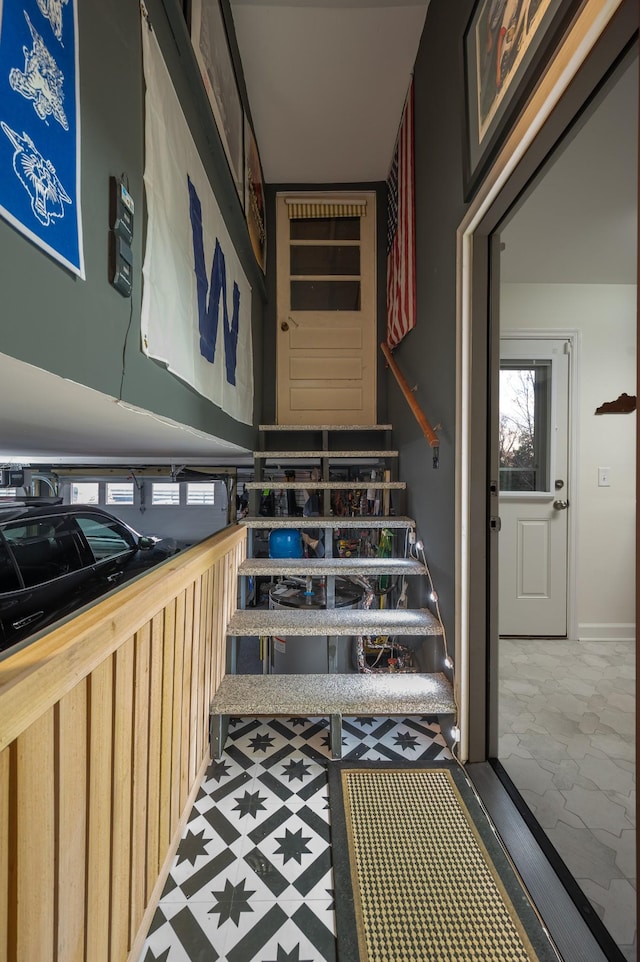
386;79;416;349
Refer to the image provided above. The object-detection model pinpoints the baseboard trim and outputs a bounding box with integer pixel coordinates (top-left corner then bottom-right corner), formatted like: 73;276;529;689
577;623;635;642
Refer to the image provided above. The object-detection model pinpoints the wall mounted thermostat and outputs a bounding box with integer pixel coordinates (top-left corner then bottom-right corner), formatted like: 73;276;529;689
109;177;134;245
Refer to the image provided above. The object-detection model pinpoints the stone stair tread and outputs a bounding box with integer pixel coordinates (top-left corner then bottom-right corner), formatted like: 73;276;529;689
242;516;415;528
253;450;398;459
227;607;442;636
244;480;405;489
259;424;393;431
210;671;455;717
238;557;426;576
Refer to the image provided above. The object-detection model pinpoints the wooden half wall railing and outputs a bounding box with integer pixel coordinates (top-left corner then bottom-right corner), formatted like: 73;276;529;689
0;523;246;962
380;341;440;467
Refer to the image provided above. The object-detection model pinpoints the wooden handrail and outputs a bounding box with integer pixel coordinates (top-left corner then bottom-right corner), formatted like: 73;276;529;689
381;342;440;449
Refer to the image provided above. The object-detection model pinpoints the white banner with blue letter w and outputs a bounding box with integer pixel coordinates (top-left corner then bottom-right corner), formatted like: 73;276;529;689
140;14;253;426
0;0;84;277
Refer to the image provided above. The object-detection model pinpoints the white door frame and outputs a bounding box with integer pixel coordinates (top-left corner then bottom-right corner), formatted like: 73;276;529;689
499;329;579;641
454;0;625;762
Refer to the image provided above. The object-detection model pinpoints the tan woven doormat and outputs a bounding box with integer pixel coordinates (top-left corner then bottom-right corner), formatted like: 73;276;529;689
329;762;560;962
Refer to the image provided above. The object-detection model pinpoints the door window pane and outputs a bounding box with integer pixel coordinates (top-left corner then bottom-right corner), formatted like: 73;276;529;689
290;280;361;311
290;217;360;241
290;245;360;276
499;362;551;492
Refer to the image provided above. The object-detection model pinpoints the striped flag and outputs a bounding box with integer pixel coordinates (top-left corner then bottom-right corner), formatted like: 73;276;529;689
386;79;416;349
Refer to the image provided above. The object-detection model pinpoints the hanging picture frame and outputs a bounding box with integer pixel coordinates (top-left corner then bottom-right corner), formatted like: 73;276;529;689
244;116;266;272
190;0;244;205
463;0;580;200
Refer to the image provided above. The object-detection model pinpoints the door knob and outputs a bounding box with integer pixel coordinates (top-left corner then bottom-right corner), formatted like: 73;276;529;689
553;499;569;510
280;321;289;332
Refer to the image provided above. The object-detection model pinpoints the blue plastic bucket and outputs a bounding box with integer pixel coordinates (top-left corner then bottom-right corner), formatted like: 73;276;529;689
268;529;303;559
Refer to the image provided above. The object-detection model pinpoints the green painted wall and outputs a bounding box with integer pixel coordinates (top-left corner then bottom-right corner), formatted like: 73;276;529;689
386;0;475;669
0;0;263;450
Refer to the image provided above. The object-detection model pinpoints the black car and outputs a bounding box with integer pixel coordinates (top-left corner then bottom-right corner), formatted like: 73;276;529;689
0;503;183;652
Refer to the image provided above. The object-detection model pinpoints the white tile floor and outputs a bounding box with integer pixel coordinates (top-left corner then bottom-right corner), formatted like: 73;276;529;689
498;639;636;962
137;714;452;962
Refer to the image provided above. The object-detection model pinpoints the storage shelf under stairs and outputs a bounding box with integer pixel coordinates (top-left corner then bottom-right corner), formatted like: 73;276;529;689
209;423;456;759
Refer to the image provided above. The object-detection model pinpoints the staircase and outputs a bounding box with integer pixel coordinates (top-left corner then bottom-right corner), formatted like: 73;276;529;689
209;424;456;758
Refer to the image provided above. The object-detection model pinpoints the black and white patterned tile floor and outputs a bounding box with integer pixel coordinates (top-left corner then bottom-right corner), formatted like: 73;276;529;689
138;714;452;962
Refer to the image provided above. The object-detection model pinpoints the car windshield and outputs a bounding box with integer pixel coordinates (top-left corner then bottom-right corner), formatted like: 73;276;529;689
74;514;136;561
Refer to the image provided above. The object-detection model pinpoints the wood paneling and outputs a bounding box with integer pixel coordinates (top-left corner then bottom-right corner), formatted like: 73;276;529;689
57;682;88;962
0;525;245;962
130;622;151;944
0;748;8;962
16;710;55;961
159;602;176;854
111;636;135;962
86;656;113;962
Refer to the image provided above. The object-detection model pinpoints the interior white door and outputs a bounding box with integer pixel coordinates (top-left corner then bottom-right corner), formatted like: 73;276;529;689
499;337;570;636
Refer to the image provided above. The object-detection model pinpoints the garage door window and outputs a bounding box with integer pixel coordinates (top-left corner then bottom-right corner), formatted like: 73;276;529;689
186;483;215;505
71;483;100;504
152;483;181;505
106;482;135;505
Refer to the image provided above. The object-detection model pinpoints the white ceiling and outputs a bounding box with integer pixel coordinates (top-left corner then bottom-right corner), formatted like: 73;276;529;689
229;0;430;183
0;355;249;465
501;54;638;285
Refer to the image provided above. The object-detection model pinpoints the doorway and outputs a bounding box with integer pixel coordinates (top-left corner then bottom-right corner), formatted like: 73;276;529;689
275;192;377;425
499;336;572;637
492;49;637;961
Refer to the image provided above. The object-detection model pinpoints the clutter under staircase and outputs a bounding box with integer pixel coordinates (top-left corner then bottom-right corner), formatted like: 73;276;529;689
209;424;456;758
